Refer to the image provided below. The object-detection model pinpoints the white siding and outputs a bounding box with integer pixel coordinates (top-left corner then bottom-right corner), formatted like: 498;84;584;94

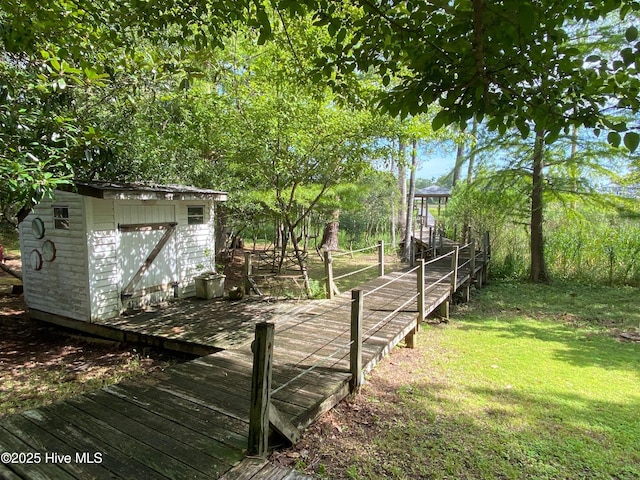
19;191;90;321
175;201;216;297
85;198;120;321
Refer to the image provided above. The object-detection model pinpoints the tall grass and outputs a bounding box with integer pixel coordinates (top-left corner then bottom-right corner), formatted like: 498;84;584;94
445;189;640;285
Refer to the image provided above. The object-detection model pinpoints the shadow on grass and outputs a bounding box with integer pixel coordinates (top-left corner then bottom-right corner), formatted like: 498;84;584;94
326;375;640;479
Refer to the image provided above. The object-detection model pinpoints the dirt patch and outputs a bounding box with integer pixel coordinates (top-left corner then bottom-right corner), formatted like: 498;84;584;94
270;343;435;478
0;258;190;417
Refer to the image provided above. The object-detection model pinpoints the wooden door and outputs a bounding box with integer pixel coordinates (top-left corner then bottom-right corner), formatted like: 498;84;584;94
116;204;177;304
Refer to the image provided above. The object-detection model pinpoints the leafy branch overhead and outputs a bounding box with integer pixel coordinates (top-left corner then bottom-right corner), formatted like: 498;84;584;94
276;0;640;149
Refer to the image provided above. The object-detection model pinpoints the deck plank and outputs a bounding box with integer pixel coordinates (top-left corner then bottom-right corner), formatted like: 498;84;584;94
0;248;486;479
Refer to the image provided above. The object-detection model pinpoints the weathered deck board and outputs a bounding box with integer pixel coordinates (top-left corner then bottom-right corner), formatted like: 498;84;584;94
1;250;486;479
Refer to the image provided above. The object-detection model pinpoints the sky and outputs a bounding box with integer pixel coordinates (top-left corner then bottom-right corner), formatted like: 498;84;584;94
416;152;456;181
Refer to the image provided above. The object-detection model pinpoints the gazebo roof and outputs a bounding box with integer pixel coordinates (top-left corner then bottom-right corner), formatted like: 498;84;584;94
414;185;451;198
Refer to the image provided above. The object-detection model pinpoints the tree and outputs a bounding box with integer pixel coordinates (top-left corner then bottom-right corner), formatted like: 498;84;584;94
296;1;640;280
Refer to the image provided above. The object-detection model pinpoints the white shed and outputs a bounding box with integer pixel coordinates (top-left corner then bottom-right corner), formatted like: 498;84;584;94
19;181;227;325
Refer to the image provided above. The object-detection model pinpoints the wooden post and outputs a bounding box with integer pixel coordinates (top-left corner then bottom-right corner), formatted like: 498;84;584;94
324;250;334;300
244;251;253;295
378;240;385;277
350;289;363;393
482;231;490;285
248;322;275;457
470;237;476;280
419;198;425;245
439;300;450;320
453;225;457;242
417;259;425;323
450;246;459;296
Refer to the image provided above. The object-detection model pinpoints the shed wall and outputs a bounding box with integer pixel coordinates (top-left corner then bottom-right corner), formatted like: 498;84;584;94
85;197;120;321
19;191;90;321
175;202;216;298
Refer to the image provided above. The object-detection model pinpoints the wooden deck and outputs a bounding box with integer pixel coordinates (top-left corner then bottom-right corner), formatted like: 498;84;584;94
0;248;485;479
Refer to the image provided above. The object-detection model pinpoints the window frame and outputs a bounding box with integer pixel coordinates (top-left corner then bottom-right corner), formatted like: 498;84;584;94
53;206;70;230
187;205;205;225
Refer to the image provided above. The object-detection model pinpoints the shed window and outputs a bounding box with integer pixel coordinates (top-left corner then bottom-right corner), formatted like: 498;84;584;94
53;206;70;230
187;206;205;225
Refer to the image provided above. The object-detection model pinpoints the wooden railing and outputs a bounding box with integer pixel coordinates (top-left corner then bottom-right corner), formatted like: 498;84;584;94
323;240;385;299
246;232;491;456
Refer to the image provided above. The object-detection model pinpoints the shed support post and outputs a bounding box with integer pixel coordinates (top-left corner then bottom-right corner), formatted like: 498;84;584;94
248;322;275;457
378;240;385;277
324;251;334;300
244;252;253;295
350;289;364;393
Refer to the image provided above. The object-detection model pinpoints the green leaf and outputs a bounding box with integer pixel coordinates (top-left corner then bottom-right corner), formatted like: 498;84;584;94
625;26;638;42
607;131;621;148
431;110;448;131
515;118;530;139
623;131;640;152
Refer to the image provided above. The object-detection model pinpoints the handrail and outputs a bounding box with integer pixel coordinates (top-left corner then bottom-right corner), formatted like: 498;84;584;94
332;244;379;258
333;263;378;281
362;264;421;298
363;291;420;339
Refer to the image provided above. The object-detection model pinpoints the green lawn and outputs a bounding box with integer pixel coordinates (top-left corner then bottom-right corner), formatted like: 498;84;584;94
294;281;640;479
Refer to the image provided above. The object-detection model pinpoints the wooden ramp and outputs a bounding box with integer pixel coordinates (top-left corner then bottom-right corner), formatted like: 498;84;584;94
0;250;485;479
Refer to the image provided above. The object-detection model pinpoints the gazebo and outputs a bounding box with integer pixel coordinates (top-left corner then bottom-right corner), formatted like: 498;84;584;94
414;185;451;227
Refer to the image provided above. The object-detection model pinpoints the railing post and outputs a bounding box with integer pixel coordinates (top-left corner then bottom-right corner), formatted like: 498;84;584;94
244;251;253;295
324;250;334;300
470;237;476;280
417;259;425;323
378;240;385;277
482;231;490;285
450;246;459;296
248;322;275;457
453;225;457;243
350;289;363;393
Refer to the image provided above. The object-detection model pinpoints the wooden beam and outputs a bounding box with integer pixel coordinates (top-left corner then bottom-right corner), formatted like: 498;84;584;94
118;222;177;232
248;322;275;457
268;402;300;445
324;251;334;299
350;289;363;393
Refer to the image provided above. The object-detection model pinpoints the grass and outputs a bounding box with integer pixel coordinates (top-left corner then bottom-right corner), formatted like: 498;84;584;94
293;281;640;479
0;352;152;416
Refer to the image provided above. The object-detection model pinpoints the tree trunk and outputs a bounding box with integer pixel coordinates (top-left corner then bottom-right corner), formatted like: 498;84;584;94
403;139;418;262
389;141;397;251
287;221;311;296
397;138;407;240
320;221;339;252
466;118;478;184
530;126;550;283
453;138;464;187
320;209;340;252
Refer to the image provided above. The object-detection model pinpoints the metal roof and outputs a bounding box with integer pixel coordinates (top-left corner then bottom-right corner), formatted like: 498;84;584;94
72;181;228;201
414;185;451;198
